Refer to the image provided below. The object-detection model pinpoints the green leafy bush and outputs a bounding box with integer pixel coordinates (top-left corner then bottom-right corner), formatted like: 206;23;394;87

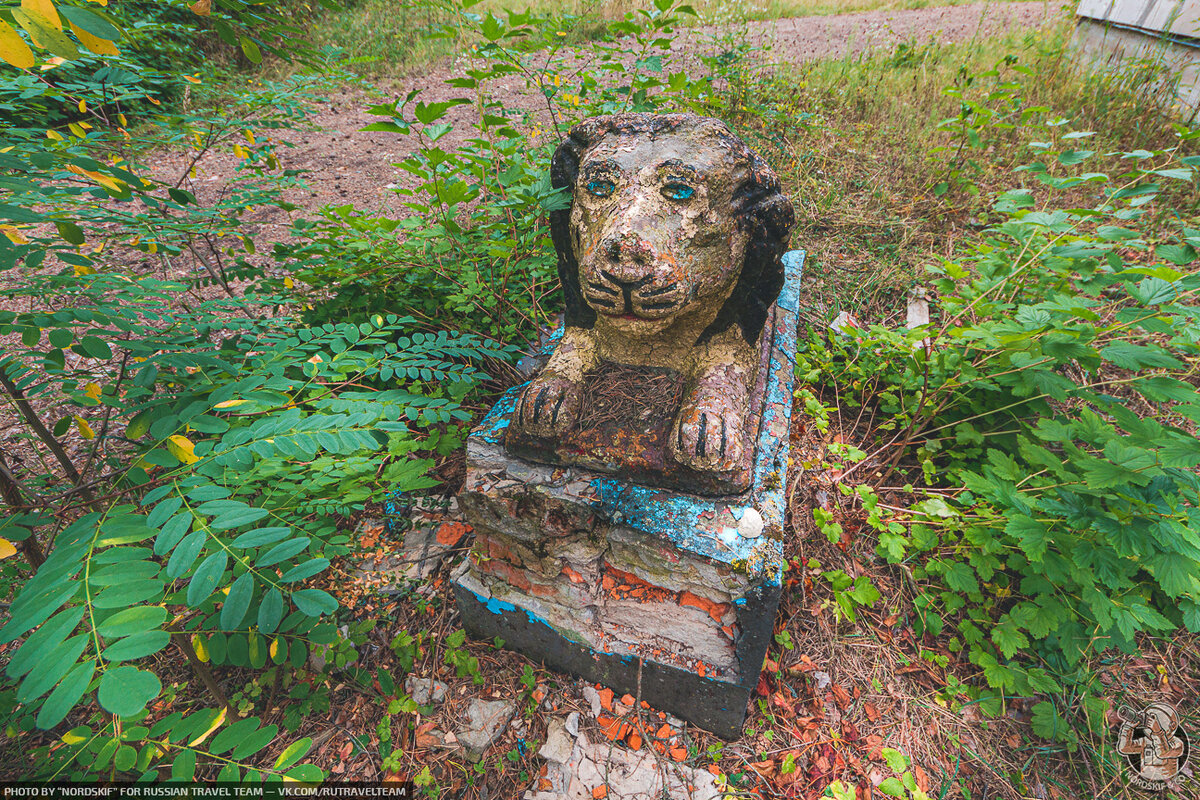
799;130;1200;739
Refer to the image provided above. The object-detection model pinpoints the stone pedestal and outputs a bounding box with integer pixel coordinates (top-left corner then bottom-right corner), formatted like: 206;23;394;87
454;252;803;739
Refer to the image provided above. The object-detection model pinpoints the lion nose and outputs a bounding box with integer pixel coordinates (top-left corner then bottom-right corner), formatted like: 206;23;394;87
601;232;654;272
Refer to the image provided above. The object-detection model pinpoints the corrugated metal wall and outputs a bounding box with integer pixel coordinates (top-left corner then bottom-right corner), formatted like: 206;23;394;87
1077;0;1200;41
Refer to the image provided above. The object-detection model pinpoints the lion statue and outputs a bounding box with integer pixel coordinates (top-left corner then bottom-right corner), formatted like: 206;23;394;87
511;113;795;474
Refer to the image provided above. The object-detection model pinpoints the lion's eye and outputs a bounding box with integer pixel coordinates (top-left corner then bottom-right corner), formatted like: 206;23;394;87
586;179;616;198
662;182;695;201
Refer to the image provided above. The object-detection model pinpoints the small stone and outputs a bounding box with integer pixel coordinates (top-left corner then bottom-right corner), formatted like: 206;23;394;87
457;699;515;758
581;685;602;717
443;731;457;744
405;676;448;705
565;711;581;738
737;507;764;538
538;717;573;765
811;671;832;690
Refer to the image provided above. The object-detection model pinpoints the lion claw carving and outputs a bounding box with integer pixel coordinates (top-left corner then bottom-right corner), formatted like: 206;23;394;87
669;393;745;473
513;373;582;438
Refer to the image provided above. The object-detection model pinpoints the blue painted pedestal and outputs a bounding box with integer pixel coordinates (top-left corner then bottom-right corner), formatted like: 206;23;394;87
453;251;804;738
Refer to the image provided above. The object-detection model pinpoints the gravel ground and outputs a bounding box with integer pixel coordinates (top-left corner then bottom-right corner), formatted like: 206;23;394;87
155;1;1061;254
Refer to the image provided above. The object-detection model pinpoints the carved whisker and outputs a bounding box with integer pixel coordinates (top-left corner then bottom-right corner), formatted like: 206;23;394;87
640;283;678;297
587;282;619;296
586;296;618;308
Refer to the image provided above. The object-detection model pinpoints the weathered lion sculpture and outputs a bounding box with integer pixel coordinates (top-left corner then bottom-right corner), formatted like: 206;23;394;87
511;113;795;474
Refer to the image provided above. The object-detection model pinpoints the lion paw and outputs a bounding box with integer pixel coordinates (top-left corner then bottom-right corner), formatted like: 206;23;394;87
513;373;582;439
669;399;745;473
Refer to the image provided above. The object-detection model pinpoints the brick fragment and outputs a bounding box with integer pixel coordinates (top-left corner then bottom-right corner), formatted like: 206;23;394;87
670;746;687;762
678;590;730;623
435;521;470;547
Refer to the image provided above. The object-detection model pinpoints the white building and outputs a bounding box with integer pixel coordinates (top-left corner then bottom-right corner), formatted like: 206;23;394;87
1075;0;1200;117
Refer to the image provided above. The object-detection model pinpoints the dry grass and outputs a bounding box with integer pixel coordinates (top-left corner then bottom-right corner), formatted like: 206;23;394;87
701;15;1196;328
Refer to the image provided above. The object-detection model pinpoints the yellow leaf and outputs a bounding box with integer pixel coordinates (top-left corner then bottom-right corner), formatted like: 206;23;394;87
77;98;85;113
68;122;84;137
0;538;16;560
232;144;247;159
269;637;280;659
1;225;30;244
73;263;96;276
147;96;160;106
66;164;123;193
74;415;95;440
84;381;101;400
86;0;106;5
191;634;209;663
117;112;126;127
187;707;225;747
39;56;65;71
190;0;211;15
45;129;63;140
283;277;295;289
61;730;87;745
69;22;118;56
166;434;200;465
213;399;249;409
243;129;255;144
22;0;61;31
183;74;200;84
0;20;35;69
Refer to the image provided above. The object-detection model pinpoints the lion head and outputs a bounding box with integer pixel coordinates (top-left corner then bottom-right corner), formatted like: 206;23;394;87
549;113;794;347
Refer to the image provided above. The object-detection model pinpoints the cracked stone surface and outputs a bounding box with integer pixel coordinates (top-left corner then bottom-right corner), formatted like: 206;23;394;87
457;699;516;758
524;717;719;800
404;676;448;705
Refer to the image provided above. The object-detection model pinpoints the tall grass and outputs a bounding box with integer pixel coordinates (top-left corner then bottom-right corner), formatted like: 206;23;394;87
712;16;1190;320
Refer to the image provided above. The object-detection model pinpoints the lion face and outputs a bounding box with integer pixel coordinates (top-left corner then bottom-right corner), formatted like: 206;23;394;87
568;122;752;336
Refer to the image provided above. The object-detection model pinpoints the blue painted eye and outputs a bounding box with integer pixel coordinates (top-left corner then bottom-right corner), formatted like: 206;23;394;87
662;182;694;201
586;179;615;197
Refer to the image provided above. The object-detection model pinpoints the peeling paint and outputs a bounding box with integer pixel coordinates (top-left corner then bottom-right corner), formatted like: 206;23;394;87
453;249;805;739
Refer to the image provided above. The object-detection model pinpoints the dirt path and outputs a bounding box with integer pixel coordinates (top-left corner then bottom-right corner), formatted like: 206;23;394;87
160;1;1060;255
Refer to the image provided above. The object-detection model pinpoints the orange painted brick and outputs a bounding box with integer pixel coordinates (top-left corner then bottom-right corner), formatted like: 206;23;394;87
435;521;470;547
627;731;642;750
620;694;636;707
640;701;649;709
669;747;687;762
697;663;707;678
597;687;614;712
656;724;674;739
592;787;608;799
597;715;621;741
678;590;730;623
560;565;585;584
653;741;667;755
